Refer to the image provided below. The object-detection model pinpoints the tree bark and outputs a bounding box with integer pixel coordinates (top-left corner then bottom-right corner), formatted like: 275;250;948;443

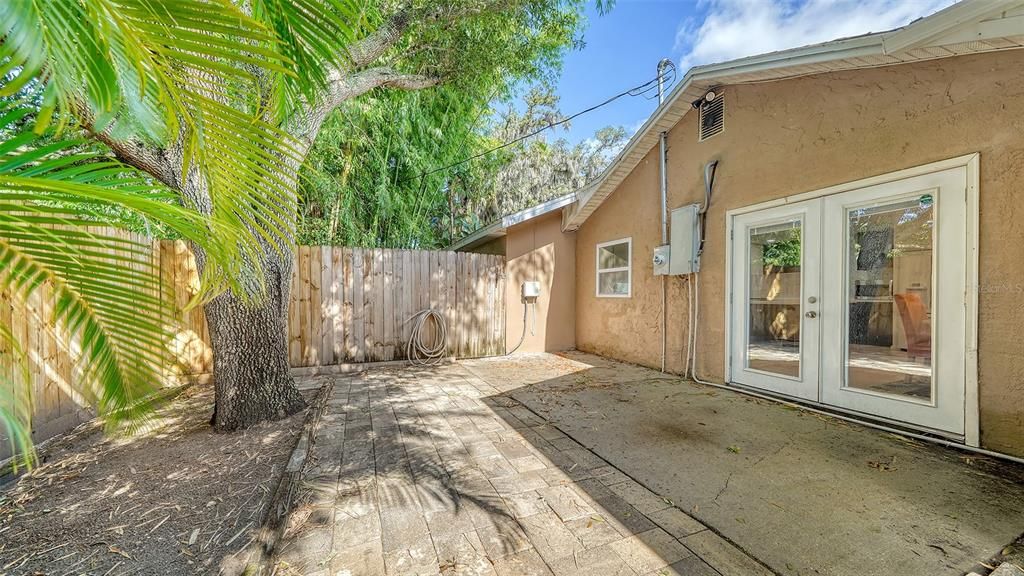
202;244;306;430
177;164;307;430
96;6;453;431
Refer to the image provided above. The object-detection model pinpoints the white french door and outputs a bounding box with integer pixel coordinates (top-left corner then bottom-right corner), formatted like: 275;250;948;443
729;166;971;437
729;200;821;402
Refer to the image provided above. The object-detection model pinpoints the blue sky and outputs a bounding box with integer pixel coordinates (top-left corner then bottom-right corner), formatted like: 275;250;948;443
546;0;955;145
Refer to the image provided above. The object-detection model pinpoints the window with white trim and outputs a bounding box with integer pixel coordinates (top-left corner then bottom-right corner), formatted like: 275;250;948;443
596;238;631;297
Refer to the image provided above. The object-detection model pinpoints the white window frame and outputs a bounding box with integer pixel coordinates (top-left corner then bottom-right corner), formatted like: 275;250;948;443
595;237;632;298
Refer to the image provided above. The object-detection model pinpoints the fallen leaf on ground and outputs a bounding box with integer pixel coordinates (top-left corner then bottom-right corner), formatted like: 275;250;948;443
108;545;132;559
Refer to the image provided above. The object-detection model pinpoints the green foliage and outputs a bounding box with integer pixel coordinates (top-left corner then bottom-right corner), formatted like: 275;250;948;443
300;86;499;247
298;1;612;249
0;0;613;462
299;83;628;249
386;0;590;98
0;0;366;465
761;230;802;268
0;105;255;467
475;85;627;223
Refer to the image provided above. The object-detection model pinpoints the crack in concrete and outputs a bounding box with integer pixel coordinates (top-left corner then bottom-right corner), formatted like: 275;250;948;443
713;472;734;506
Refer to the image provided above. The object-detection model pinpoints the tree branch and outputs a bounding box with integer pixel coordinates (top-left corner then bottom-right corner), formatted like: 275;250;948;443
80;120;178;189
293;67;441;146
346;5;412;68
293;0;511;147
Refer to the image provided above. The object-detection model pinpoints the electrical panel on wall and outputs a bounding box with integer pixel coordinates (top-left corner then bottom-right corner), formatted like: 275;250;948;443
669;204;701;274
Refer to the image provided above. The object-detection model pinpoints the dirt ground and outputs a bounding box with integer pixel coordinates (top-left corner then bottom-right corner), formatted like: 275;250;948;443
0;384;310;576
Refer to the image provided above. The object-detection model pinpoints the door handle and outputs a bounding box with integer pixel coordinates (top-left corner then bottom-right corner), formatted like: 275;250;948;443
805;311;818;319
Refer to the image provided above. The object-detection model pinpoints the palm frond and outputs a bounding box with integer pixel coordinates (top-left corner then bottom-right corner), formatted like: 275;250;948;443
0;321;33;470
248;0;363;121
0;0;335;297
0;106;272;464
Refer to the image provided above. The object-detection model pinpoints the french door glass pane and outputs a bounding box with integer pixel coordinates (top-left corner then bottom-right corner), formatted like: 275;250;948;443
845;197;933;400
747;220;802;377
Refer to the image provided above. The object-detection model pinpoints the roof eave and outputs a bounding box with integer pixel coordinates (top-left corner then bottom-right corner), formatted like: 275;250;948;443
562;0;1024;231
449;191;578;251
563;33;892;231
448;221;504;252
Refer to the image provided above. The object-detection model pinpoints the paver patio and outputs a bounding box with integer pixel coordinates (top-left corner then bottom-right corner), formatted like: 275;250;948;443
273;352;1024;576
274;362;764;576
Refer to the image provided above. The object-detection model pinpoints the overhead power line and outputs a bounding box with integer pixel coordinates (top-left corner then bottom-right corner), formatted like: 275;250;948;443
398;67;678;184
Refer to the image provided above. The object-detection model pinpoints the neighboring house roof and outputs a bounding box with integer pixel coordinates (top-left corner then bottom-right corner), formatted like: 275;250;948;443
449;191;580;251
563;0;1024;230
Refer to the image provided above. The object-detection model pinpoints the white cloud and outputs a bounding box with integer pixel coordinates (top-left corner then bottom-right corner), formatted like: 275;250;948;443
675;0;957;70
627;118;648;136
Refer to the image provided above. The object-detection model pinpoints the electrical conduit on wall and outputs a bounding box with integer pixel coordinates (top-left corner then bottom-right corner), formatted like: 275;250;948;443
657;58;673;373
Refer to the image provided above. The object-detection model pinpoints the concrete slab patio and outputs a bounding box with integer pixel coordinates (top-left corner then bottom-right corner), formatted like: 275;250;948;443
464;352;1024;576
274;352;1024;576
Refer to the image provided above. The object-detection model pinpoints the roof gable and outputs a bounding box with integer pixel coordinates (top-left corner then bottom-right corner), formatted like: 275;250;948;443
564;1;1024;230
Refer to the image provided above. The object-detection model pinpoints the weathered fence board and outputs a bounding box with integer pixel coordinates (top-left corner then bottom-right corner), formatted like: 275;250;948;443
283;246;504;366
2;237;505;461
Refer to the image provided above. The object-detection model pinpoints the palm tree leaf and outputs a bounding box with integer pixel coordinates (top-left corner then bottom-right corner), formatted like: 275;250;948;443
0;110;269;462
248;0;362;120
0;322;33;470
0;0;335;294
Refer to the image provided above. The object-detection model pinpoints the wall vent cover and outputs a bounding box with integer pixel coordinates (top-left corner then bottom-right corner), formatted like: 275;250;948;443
698;92;724;141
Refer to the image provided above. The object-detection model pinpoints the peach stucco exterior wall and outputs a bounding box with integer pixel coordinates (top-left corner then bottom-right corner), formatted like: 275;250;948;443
505;211;576;353
575;50;1024;456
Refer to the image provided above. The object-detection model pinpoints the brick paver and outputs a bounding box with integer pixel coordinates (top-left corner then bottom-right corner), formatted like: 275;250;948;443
273;364;771;576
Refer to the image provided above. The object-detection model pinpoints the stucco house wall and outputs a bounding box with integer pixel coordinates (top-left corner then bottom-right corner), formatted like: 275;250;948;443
505;211;576;353
574;50;1024;456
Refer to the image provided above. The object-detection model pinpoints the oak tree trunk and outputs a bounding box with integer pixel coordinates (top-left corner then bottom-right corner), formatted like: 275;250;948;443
142;11;438;430
182;167;306;431
203;247;306;430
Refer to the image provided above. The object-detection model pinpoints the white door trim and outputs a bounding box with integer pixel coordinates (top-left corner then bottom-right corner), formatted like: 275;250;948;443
724;154;980;445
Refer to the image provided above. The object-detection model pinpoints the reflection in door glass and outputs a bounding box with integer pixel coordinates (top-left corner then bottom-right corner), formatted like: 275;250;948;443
845;197;933;400
747;220;802;377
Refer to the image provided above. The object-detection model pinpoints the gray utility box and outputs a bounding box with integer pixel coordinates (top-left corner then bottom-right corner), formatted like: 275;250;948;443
669;204;701;275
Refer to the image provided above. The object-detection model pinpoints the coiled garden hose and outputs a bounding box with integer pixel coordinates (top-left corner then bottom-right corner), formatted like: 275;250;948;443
406;309;448;366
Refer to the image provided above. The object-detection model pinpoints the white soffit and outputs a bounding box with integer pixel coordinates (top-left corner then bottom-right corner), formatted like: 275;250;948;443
563;0;1024;231
449;192;578;251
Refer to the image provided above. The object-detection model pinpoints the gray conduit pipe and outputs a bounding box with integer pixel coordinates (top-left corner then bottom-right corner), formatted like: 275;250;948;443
660;131;668;373
507;301;532;355
658;58;672;374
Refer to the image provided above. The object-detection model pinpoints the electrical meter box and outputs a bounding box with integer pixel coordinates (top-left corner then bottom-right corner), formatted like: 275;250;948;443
669;204;701;275
653;245;670;276
522;281;541;299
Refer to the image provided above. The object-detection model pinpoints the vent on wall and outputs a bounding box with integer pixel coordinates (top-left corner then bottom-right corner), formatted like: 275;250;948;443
698;92;724;141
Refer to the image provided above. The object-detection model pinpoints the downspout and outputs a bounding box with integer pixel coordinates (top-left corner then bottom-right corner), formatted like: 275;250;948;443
658;58;671;373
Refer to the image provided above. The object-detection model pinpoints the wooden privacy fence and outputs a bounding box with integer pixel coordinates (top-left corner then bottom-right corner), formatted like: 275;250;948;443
2;238;505;459
165;244;507;372
286;246;506;367
1;225;158;457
